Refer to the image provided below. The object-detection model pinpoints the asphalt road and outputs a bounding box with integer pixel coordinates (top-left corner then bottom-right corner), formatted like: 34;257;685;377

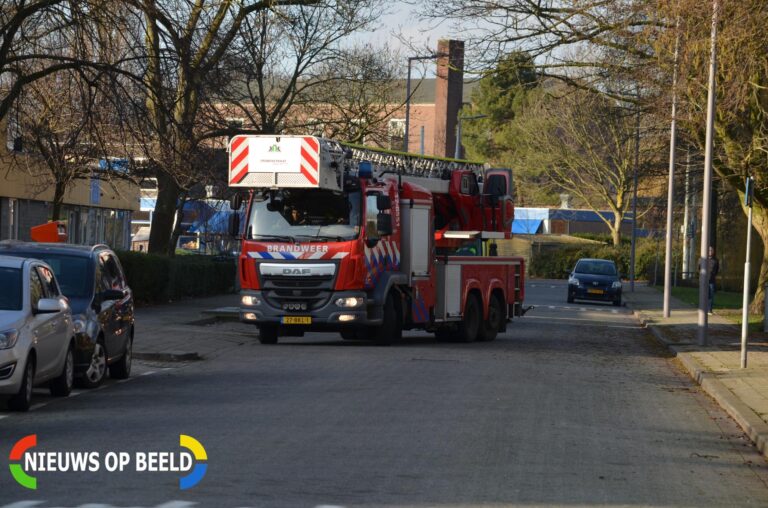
2;280;768;507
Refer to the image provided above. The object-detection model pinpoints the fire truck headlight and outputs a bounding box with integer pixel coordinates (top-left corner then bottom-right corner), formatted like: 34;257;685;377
335;297;364;308
242;295;261;306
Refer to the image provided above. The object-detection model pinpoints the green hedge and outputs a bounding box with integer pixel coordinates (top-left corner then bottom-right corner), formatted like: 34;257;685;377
115;251;236;304
529;240;663;280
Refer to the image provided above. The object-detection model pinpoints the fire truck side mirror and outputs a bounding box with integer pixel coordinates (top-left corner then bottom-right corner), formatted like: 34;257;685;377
377;213;393;236
376;195;392;211
230;193;243;211
228;213;241;239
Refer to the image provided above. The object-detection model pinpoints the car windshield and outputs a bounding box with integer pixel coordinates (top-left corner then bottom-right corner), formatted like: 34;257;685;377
575;260;617;276
0;267;22;310
247;189;361;241
11;253;92;298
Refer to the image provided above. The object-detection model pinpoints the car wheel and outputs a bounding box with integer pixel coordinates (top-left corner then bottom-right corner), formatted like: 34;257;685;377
456;293;481;343
79;339;107;388
478;294;503;342
50;345;74;397
9;358;34;411
258;325;279;344
613;298;622;307
109;334;132;379
370;293;402;346
567;292;575;304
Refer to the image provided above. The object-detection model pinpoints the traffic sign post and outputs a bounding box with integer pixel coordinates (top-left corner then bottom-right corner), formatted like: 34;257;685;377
741;176;754;368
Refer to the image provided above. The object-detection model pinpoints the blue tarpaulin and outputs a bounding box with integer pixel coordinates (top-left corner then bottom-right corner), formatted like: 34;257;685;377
512;219;543;234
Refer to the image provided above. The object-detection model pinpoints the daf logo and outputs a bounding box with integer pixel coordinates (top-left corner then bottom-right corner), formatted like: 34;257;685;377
260;263;335;278
283;268;311;275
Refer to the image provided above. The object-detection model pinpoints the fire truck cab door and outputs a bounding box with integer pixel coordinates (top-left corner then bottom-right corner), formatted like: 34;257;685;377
484;168;514;232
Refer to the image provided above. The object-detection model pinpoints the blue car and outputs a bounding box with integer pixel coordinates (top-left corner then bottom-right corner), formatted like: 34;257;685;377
567;258;622;306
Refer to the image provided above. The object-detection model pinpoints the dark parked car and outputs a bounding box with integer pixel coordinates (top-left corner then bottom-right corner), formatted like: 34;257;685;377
567;258;623;306
0;241;133;387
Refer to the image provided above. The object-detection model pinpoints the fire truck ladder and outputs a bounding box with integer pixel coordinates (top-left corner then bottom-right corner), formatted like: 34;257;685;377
341;143;485;180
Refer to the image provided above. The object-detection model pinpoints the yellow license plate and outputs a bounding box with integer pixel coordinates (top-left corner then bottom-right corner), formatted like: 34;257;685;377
281;316;312;325
587;289;604;295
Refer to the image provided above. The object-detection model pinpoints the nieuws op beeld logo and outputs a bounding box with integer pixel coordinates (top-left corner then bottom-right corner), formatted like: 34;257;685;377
8;434;207;490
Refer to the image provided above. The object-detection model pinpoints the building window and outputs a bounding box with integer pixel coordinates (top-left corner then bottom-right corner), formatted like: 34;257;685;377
388;119;406;150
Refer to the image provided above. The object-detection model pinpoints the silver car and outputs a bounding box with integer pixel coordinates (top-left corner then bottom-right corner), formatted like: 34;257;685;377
0;256;75;411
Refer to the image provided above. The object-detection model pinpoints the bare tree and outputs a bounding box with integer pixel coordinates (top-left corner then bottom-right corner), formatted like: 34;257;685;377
210;1;393;141
109;0;329;255
512;88;662;245
416;0;664;102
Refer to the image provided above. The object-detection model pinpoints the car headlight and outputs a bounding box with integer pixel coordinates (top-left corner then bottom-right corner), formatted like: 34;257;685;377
73;317;87;334
241;295;261;306
568;277;580;286
335;297;364;308
612;281;622;289
0;329;19;350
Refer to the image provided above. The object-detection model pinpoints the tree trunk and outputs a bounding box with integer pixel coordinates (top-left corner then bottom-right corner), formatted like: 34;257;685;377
148;171;180;255
749;202;768;315
611;214;622;246
51;180;67;221
169;192;188;257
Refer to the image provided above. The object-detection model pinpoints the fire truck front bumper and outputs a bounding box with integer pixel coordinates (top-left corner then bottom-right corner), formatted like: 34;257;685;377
239;290;377;327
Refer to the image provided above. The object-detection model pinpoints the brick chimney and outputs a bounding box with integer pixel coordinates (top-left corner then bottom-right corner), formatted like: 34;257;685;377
433;40;464;158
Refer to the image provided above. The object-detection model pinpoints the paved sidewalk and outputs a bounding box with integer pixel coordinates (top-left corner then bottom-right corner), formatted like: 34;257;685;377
625;284;768;459
133;293;254;361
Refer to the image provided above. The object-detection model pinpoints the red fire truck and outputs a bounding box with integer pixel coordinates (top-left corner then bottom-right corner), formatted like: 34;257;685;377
228;135;526;344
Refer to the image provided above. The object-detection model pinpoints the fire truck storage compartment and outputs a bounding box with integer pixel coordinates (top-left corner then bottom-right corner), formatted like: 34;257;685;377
401;204;431;279
435;262;462;320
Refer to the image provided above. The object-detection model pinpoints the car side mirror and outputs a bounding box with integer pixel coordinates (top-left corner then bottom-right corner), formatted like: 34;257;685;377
230;193;243;211
36;298;64;314
377;195;392;211
377;213;393;236
228;213;241;239
100;289;125;301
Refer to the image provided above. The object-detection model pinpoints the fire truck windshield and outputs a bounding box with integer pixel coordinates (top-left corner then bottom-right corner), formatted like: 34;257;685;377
247;189;361;242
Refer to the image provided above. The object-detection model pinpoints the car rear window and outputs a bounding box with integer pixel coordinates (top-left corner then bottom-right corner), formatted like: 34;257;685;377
11;253;92;298
0;267;22;310
575;260;617;276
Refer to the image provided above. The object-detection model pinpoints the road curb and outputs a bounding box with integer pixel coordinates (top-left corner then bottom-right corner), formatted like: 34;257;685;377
627;301;768;461
133;351;201;362
673;348;768;459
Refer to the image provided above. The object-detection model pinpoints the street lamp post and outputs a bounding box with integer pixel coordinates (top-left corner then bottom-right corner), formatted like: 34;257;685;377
404;54;446;152
455;114;487;159
698;0;720;347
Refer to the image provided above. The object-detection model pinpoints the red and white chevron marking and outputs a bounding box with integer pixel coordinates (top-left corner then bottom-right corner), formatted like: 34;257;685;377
299;137;319;185
229;136;250;185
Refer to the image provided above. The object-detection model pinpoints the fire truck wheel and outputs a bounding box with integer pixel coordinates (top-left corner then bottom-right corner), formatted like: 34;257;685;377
456;293;481;343
371;293;402;346
258;325;279;344
478;295;503;342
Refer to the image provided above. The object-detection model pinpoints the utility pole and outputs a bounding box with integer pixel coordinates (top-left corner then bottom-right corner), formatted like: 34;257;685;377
682;150;691;279
698;0;719;347
663;18;681;317
630;99;641;292
742;177;754;368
